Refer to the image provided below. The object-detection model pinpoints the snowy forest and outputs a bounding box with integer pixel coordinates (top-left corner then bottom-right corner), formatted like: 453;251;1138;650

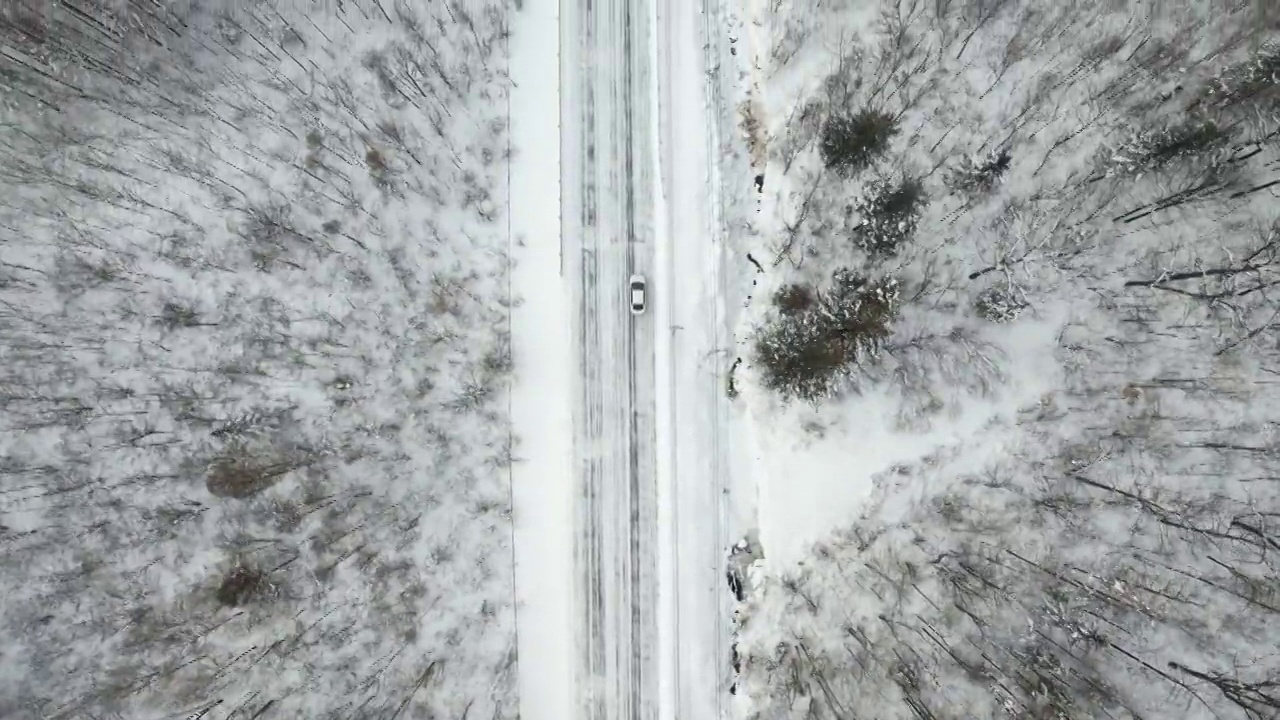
0;0;517;718
737;0;1280;718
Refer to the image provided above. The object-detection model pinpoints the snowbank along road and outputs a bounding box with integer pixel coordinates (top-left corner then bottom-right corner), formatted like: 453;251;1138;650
654;0;738;717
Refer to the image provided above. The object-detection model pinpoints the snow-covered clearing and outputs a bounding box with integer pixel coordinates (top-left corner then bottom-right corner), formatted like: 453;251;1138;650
0;1;518;717
508;2;576;720
728;0;1280;716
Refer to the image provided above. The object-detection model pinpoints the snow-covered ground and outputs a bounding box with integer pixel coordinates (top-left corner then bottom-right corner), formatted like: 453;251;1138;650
654;0;745;716
508;3;576;720
0;1;518;717
727;0;1280;716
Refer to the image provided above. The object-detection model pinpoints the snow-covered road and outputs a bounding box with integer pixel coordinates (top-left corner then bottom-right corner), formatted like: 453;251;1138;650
511;0;735;716
561;0;659;717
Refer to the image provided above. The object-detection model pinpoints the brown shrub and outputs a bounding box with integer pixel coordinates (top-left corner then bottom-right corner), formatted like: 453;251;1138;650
215;564;271;607
205;454;296;499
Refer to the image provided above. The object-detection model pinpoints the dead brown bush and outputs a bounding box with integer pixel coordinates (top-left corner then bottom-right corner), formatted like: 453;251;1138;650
215;564;271;607
205;454;298;499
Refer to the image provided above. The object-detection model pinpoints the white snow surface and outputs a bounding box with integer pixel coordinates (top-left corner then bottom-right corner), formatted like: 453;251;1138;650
508;3;576;720
740;312;1063;567
655;0;741;716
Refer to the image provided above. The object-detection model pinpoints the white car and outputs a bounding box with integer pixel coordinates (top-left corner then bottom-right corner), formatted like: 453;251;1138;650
629;274;647;315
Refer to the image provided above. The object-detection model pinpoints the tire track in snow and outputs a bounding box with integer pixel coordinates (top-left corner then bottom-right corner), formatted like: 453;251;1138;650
567;0;607;717
566;0;657;715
